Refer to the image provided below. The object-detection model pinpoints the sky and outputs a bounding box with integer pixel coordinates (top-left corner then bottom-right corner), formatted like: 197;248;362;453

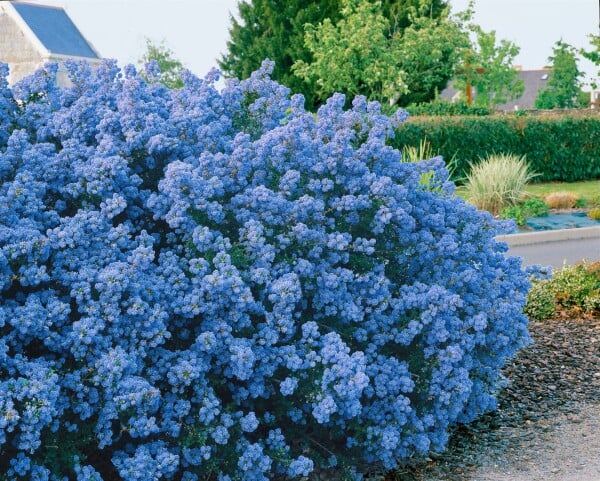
31;0;600;88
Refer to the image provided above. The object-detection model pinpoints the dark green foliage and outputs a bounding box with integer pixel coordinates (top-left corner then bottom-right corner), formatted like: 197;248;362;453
219;0;342;110
381;0;448;36
393;114;600;182
41;423;113;478
394;11;470;107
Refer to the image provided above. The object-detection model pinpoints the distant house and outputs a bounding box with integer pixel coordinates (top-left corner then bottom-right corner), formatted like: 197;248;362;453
0;1;101;86
440;69;552;111
591;89;600;109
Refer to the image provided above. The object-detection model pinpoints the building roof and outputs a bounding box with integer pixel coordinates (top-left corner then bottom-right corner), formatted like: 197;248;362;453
440;69;551;111
496;69;550;111
11;2;98;58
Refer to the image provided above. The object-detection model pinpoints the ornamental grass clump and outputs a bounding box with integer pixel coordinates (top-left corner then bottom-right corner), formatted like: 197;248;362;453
464;153;537;215
0;60;531;481
544;191;579;209
401;138;436;163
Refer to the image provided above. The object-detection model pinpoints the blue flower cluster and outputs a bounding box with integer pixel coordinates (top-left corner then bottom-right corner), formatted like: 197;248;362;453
0;59;531;480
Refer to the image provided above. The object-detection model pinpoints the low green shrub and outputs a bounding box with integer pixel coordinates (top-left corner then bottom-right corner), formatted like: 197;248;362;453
524;281;557;320
393;114;600;183
588;207;600;220
501;205;527;225
522;197;551;217
525;262;600;320
500;198;549;225
503;197;551;225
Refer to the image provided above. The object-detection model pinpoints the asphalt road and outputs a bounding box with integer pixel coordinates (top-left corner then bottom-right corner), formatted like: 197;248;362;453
498;227;600;269
507;237;600;269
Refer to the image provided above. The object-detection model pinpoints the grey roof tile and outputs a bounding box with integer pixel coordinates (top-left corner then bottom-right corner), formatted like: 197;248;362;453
12;2;98;58
440;69;551;111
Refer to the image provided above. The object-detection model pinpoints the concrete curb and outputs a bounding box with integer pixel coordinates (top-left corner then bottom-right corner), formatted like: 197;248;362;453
496;225;600;247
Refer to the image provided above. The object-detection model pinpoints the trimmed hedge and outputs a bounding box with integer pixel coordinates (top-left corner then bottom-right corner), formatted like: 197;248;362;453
392;113;600;183
406;100;491;117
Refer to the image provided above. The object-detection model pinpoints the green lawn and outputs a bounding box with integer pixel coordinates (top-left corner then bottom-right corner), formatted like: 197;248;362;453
523;180;600;203
455;180;600;205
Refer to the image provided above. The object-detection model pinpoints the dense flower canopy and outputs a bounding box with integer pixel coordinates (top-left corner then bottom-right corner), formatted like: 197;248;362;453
0;59;530;481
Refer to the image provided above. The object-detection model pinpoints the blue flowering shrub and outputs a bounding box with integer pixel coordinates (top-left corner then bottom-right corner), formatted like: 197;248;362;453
0;59;531;480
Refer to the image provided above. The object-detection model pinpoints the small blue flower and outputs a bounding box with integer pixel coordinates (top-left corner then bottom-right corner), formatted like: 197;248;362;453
0;59;531;480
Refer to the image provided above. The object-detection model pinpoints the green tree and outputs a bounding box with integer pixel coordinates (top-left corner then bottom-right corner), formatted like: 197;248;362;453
219;0;450;109
292;0;404;106
292;0;468;108
381;0;449;36
394;13;471;105
219;0;341;110
138;39;184;89
582;34;600;65
581;34;600;88
454;26;524;108
535;40;583;109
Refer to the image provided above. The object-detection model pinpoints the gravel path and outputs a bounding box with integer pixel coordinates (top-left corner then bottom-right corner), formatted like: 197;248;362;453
465;403;600;481
393;316;600;481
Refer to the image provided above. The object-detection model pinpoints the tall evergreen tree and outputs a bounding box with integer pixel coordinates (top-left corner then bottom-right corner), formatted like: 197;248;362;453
219;0;341;110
